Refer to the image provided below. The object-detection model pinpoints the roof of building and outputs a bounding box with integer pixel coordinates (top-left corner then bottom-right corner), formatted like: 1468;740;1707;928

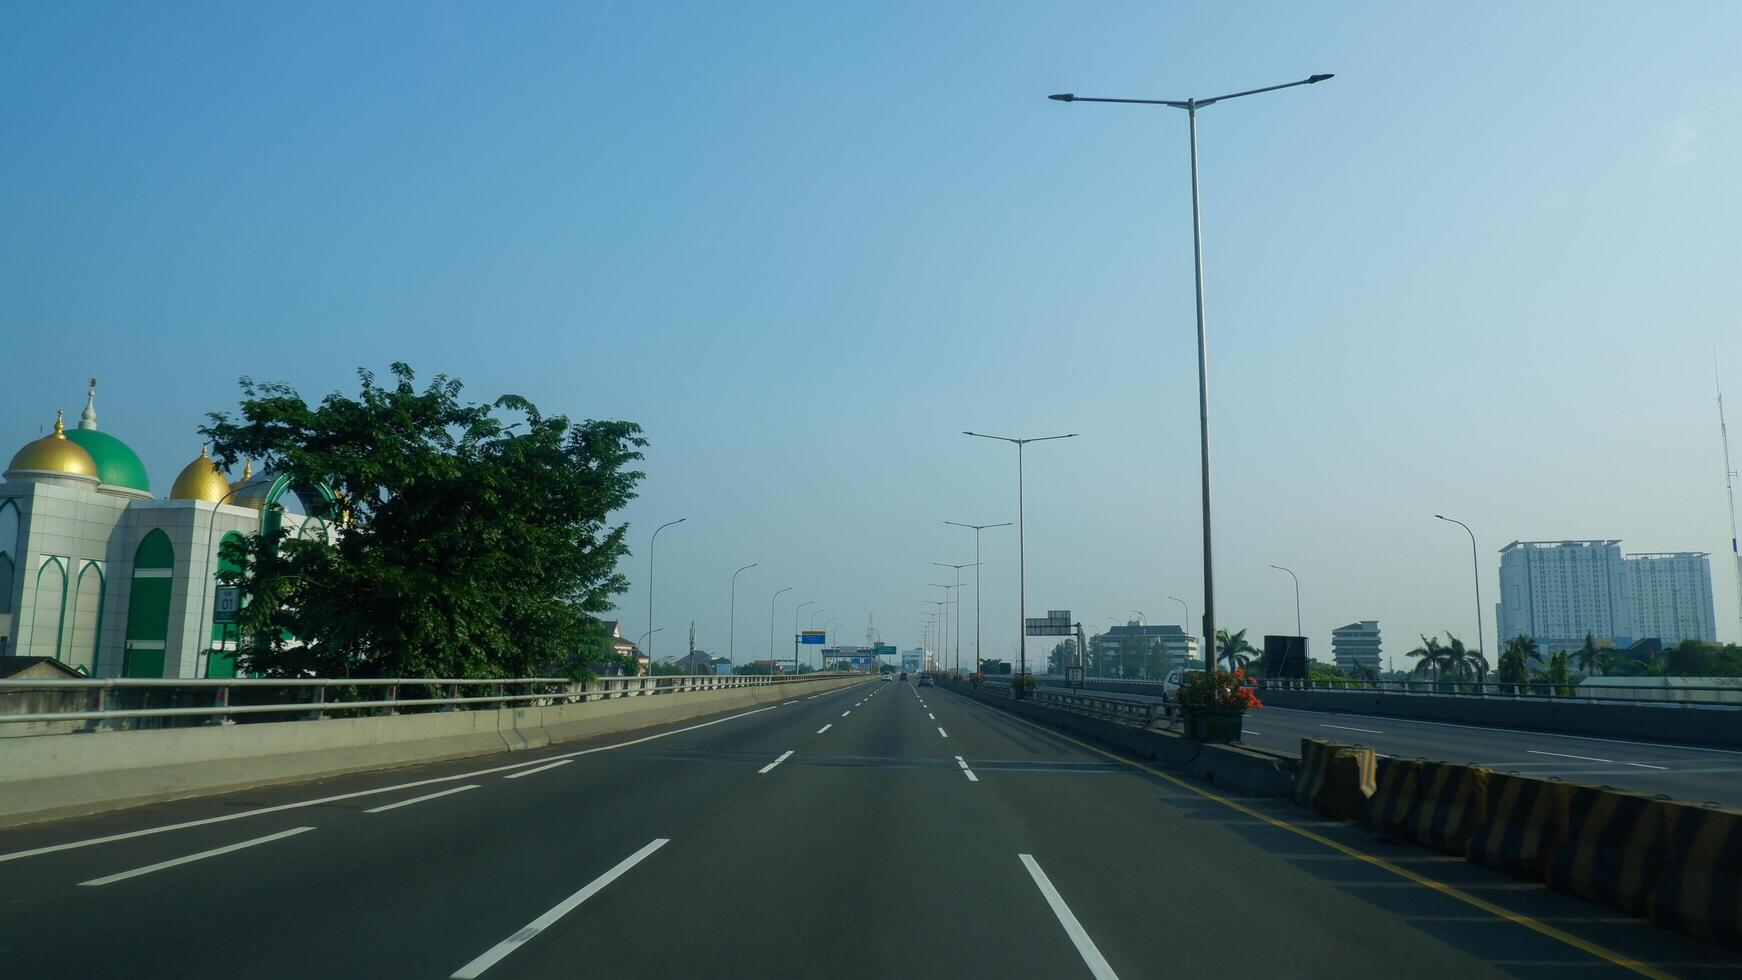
63;428;150;493
0;656;85;679
170;445;235;502
6;412;99;482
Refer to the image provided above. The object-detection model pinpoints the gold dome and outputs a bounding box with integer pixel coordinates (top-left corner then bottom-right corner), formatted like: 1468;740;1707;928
230;460;270;510
170;445;232;503
7;412;98;481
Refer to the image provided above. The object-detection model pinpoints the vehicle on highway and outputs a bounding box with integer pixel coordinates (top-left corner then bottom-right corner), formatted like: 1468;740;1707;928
918;675;934;687
898;671;908;682
1162;667;1201;703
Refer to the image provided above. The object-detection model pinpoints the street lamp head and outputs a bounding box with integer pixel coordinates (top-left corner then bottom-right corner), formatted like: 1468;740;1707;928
1048;93;1075;102
1307;74;1334;84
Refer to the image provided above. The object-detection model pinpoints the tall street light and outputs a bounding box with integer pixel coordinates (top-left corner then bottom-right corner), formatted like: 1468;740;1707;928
1268;564;1301;635
769;587;792;672
1169;595;1191;667
934;562;978;675
1050;73;1333;673
728;563;758;669
793;601;815;675
807;608;829;673
944;521;1011;674
923;601;947;670
1436;514;1485;657
965;432;1077;683
648;518;687;663
636;628;663;673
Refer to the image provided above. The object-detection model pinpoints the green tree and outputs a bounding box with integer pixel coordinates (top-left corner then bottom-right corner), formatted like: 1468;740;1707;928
1573;632;1602;676
1215;628;1257;671
1496;635;1542;693
1544;650;1574;696
205;364;645;680
1407;634;1448;680
1441;633;1487;685
1046;640;1078;674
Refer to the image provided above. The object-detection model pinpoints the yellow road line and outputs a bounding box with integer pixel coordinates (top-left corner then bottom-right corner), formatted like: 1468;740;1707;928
957;690;1677;980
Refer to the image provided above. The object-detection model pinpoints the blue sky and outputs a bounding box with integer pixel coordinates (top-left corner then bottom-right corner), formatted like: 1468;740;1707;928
5;1;1741;663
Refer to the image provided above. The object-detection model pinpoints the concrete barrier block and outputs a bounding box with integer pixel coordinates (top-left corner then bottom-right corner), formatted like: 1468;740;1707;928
1399;761;1491;855
1544;785;1675;916
1465;772;1571;880
1648;803;1742;946
1362;756;1421;838
1317;745;1377;821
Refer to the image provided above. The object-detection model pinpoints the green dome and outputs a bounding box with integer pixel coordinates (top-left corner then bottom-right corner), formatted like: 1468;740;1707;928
63;428;151;493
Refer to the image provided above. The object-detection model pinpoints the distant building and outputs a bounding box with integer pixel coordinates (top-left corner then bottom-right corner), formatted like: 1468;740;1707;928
600;620;645;676
669;650;714;674
1330;621;1381;673
901;648;925;673
1626;553;1717;644
1496;540;1633;656
1093;623;1198;676
709;656;732;675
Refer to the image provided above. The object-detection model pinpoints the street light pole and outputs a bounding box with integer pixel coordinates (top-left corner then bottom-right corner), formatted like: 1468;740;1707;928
923;600;946;671
964;432;1077;685
648;518;687;666
1168;595;1191;668
934;562;979;675
1050;73;1332;674
793;600;814;676
1436;515;1485;657
729;563;758;670
1268;564;1301;635
769;587;792;674
945;521;1011;675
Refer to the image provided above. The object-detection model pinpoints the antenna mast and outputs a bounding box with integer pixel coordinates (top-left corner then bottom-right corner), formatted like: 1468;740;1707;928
1720;369;1742;642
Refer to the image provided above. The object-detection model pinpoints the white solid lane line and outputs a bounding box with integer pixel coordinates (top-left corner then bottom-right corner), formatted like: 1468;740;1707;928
758;750;795;774
0;704;780;866
1321;724;1383;734
80;827;315;887
505;760;573;780
365;784;481;814
451;838;669;979
1019;854;1120;980
1524;748;1667;769
816;724;832;734
938;727;949;739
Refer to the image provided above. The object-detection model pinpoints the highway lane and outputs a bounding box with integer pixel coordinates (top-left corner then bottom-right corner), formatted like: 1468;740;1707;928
1038;684;1742;808
2;676;1738;978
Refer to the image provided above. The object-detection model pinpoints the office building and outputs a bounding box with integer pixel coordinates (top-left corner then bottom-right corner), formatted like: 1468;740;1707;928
1330;621;1382;673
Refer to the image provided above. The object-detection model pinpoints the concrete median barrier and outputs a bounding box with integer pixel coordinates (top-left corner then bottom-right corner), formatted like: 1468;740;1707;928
1544;785;1675;916
1398;761;1491;856
1465;771;1571;880
1361;755;1422;839
1291;738;1337;807
1648;803;1742;946
1291;737;1375;821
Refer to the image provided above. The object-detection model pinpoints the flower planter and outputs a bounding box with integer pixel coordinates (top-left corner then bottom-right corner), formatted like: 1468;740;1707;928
1183;708;1244;743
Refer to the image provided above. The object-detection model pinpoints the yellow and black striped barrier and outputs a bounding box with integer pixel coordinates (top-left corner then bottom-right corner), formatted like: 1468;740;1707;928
1291;738;1337;808
1648;802;1742;947
1465;771;1570;880
1361;755;1421;838
1399;761;1491;856
1544;784;1675;916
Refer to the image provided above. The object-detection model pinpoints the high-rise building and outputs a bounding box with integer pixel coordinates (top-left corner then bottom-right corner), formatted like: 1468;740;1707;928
1496;540;1633;656
1330;621;1381;673
1626;553;1717;644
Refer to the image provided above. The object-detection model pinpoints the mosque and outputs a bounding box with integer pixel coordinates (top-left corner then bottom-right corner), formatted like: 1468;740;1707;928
0;383;334;678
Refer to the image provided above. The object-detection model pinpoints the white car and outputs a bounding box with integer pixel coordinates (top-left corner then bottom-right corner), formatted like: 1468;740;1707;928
1163;667;1202;703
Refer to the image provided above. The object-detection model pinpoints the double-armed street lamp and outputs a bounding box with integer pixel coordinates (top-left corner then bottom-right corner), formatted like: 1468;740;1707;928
944;521;1011;674
1048;73;1333;672
964;432;1078;681
933;562;979;674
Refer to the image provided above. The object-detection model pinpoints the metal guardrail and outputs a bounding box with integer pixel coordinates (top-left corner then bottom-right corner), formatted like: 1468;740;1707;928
1249;677;1742;707
968;680;1175;730
1019;672;1742;708
0;672;852;733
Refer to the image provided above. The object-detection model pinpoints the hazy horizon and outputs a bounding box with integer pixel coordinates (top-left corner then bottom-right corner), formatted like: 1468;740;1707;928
5;1;1740;666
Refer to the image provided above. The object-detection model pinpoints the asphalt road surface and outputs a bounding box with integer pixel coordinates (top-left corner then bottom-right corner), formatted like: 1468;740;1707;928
1037;683;1742;809
2;678;1737;978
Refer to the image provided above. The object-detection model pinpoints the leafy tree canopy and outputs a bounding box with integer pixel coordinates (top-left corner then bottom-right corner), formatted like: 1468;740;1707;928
204;364;645;680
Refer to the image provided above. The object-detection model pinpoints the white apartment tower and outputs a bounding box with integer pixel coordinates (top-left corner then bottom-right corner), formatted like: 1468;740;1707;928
1626;553;1717;644
1330;621;1382;673
1495;541;1633;656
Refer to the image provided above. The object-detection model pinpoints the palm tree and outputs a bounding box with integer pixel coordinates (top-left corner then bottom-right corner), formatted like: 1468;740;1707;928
1407;634;1448;681
1216;628;1257;672
1441;633;1488;686
1573;633;1602;676
1496;635;1543;692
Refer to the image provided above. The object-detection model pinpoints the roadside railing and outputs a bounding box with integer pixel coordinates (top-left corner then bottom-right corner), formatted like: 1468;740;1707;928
970;680;1175;730
0;672;853;736
1250;677;1742;707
